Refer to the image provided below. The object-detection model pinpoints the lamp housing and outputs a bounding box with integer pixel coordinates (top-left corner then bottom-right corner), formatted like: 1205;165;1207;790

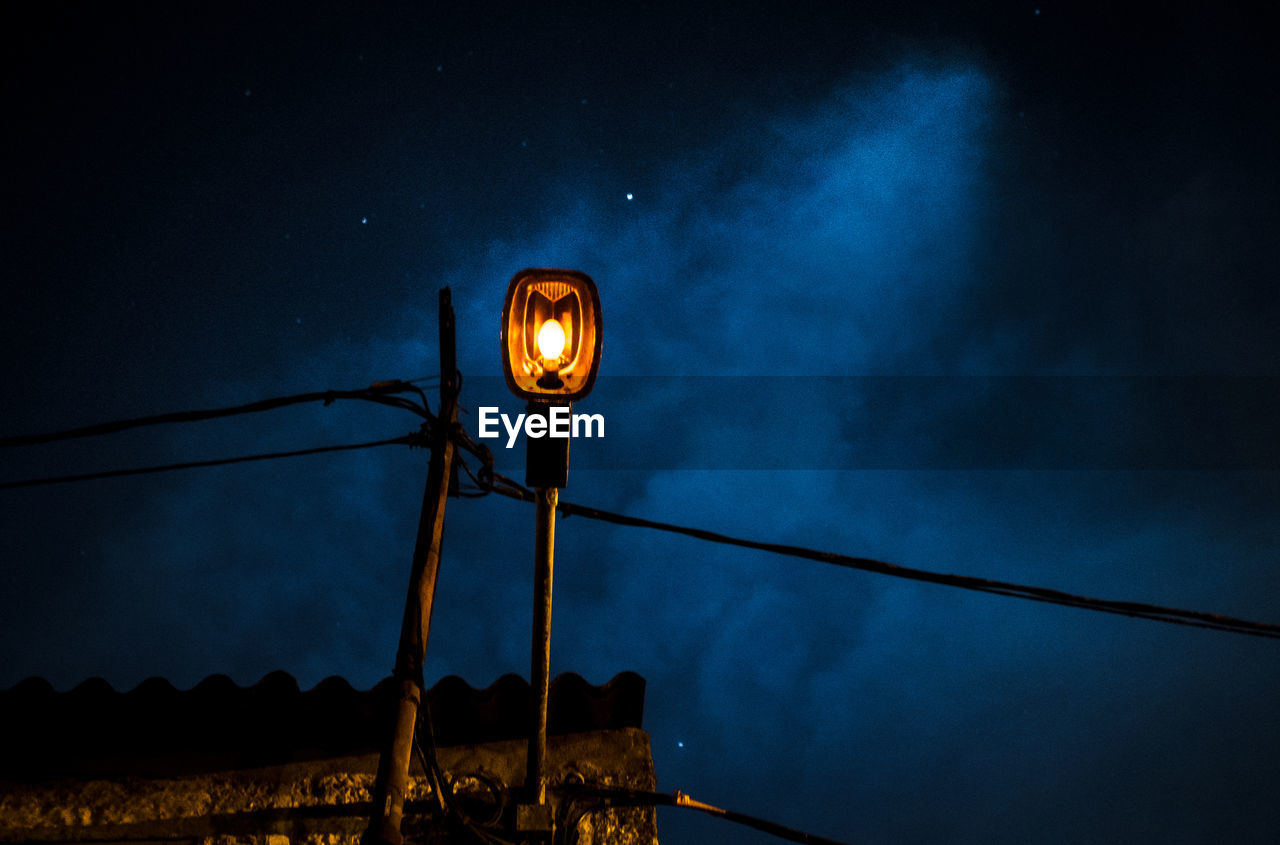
501;268;602;402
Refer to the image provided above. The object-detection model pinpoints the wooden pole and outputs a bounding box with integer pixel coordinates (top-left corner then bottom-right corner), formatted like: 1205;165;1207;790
363;288;458;845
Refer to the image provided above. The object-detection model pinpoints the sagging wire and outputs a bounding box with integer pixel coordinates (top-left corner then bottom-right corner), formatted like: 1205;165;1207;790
0;379;433;449
454;455;496;499
0;434;426;490
443;430;1280;640
0;379;438;491
6;371;1279;640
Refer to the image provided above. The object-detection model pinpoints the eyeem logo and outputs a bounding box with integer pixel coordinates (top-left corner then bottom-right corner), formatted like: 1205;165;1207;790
477;407;605;448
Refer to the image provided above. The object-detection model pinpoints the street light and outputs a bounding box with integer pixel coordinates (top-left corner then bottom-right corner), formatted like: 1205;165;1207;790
501;268;602;402
502;268;601;841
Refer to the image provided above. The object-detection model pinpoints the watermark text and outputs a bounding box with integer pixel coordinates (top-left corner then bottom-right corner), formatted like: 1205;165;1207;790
477;406;604;448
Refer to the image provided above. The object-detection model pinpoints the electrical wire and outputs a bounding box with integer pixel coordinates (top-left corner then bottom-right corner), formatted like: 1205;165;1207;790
0;434;425;490
3;368;1275;843
413;709;849;845
556;784;852;845
0;380;431;449
413;696;515;845
3;372;1277;640
453;455;1280;640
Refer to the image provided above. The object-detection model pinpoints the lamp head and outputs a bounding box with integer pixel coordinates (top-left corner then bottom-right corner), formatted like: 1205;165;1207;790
502;268;602;402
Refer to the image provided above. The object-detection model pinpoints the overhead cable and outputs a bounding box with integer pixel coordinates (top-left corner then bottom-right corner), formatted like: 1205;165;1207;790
4;377;1277;640
0;380;431;449
466;462;1280;640
0;433;425;490
557;783;851;845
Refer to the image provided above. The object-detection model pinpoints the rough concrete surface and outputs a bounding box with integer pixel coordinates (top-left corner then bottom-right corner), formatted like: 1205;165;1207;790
0;728;658;845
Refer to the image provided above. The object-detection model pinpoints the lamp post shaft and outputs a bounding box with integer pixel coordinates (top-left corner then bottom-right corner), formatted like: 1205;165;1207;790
364;288;458;845
527;485;558;806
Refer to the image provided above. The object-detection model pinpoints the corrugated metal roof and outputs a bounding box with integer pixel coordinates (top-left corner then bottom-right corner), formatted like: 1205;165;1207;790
0;671;645;780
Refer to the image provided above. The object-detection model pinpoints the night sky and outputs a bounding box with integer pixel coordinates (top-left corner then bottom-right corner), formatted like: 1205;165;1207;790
3;2;1279;843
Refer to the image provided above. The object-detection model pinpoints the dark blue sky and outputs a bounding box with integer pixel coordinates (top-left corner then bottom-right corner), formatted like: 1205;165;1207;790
3;2;1279;842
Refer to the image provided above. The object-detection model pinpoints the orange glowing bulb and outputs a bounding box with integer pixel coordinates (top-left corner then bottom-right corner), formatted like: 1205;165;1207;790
537;318;566;361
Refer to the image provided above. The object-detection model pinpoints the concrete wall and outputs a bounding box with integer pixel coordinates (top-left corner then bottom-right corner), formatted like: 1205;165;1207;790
0;729;658;845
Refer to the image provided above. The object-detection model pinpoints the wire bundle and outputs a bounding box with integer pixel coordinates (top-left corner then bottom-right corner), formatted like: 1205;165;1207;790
4;375;1279;844
4;377;1278;639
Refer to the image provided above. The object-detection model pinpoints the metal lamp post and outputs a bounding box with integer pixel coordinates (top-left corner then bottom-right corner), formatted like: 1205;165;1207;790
500;268;602;840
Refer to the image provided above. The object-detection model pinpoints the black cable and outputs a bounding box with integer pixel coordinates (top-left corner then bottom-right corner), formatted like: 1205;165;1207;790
557;784;852;845
0;434;423;490
371;378;433;418
458;457;1280;640
6;372;1276;639
415;695;514;845
454;454;498;498
0;380;430;448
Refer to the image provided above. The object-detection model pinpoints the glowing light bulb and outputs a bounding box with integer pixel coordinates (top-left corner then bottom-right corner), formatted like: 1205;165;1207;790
537;318;566;362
